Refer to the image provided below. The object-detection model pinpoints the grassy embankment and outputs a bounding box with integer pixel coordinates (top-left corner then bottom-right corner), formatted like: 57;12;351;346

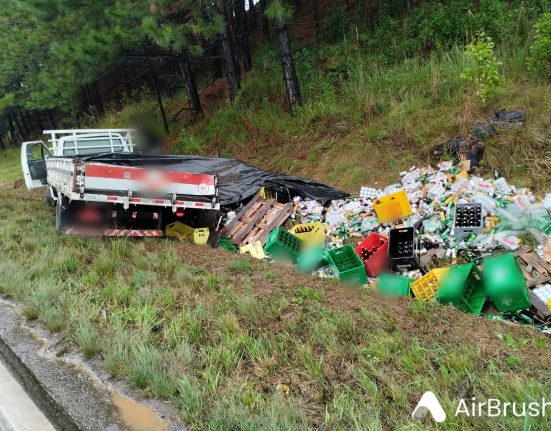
1;145;551;430
98;41;551;193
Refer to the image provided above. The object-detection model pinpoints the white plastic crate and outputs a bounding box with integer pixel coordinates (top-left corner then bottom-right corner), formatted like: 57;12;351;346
533;284;551;303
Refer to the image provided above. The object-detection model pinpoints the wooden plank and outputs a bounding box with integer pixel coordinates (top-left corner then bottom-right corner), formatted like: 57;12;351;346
228;200;264;238
233;199;275;244
256;202;293;245
219;195;260;237
220;195;294;247
515;248;551;289
245;206;285;245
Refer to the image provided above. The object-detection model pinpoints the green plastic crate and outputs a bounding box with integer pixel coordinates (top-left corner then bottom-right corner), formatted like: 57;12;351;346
264;227;303;263
297;246;328;273
483;253;530;312
436;263;486;314
377;273;411;297
326;244;367;285
219;237;239;252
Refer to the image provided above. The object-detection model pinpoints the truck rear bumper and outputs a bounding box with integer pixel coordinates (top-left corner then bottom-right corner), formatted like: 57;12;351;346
65;228;164;237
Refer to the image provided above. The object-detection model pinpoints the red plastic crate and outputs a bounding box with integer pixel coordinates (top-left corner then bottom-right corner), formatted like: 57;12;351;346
354;232;389;277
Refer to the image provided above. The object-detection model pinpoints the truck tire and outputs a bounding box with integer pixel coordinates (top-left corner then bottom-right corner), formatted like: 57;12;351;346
45;187;57;207
55;196;70;232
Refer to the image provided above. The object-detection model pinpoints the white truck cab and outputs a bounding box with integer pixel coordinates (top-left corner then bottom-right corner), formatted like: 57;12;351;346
22;129;134;190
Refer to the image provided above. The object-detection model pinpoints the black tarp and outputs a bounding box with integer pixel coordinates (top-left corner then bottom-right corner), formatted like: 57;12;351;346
432;109;525;170
82;153;347;206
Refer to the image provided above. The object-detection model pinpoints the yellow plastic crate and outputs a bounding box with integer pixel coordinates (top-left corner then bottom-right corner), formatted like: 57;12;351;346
288;222;327;247
547;299;551;314
373;190;412;223
411;267;450;301
240;241;267;259
165;221;209;245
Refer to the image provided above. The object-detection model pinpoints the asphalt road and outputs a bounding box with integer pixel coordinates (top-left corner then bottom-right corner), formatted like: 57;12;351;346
0;357;55;431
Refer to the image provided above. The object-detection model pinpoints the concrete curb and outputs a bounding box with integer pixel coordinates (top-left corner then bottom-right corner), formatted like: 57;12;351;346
0;302;84;431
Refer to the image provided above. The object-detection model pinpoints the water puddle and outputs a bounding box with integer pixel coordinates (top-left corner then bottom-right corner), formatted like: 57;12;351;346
111;391;168;431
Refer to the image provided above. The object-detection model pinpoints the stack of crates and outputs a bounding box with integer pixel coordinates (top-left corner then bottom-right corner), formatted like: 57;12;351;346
165;222;210;245
288;222;326;248
264;227;303;263
411;267;450;301
483;253;530;312
436;263;487;314
532;285;551;313
354;232;389;277
373;190;412;223
388;227;419;271
454;203;483;240
296;246;328;273
528;286;551;317
377;273;412;297
325;244;367;285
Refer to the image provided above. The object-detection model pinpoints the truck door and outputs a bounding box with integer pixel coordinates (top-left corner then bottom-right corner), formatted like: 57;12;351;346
21;141;51;190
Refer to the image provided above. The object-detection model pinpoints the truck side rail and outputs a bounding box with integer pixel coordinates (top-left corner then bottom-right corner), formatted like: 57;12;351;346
43;129;135;155
46;157;220;211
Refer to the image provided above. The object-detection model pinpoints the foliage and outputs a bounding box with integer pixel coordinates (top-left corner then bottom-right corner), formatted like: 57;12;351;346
1;0;551;138
529;13;551;78
265;0;294;23
0;0;219;129
461;34;503;103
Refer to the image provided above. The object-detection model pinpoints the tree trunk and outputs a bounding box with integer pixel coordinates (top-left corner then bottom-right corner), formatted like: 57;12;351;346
143;45;169;133
14;111;28;141
84;84;92;109
46;110;56;129
273;2;303;111
24;112;34;136
122;59;133;95
35;112;45;132
248;0;256;28
404;0;411;16
235;0;252;72
313;0;320;44
206;40;223;82
179;55;203;119
0;131;6;150
7;113;17;145
260;0;270;39
19;111;30;138
93;82;105;115
365;0;375;31
217;0;241;100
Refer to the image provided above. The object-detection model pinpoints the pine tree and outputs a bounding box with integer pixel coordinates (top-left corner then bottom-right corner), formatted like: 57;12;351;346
216;0;241;100
234;0;253;72
266;0;303;111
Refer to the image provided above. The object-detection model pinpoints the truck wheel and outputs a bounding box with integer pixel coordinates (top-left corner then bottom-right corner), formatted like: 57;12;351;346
45;187;57;207
55;196;70;232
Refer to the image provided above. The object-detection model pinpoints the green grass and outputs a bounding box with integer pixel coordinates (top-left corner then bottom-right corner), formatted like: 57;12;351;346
0;148;23;185
0;150;550;429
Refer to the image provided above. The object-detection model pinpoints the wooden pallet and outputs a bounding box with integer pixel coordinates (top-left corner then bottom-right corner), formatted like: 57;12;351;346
220;195;293;247
515;246;551;288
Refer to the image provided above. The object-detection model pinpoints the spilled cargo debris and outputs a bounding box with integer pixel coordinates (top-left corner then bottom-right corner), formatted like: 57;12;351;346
432;110;525;172
194;160;551;333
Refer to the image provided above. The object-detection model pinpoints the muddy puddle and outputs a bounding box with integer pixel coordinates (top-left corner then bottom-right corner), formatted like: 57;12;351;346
112;391;168;431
